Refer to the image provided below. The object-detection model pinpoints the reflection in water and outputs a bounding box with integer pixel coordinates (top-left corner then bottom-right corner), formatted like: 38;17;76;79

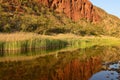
90;71;118;80
89;46;120;80
0;47;64;57
1;46;120;80
90;61;120;80
0;42;67;57
49;58;101;80
0;48;102;80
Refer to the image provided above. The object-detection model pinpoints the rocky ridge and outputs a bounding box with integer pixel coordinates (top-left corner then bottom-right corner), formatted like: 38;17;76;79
38;0;100;22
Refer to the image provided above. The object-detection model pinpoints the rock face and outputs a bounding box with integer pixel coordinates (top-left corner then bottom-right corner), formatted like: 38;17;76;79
38;0;100;22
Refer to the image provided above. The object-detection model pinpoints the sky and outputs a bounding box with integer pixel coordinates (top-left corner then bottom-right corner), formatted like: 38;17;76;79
90;0;120;18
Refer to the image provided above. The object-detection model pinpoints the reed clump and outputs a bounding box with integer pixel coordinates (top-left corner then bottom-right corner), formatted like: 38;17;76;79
0;33;67;55
0;33;120;56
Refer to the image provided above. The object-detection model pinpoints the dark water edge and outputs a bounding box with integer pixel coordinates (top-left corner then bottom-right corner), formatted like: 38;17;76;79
0;46;120;80
90;61;120;80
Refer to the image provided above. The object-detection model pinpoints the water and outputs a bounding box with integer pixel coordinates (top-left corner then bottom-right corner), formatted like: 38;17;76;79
0;46;120;80
89;46;120;80
90;61;120;80
90;71;118;80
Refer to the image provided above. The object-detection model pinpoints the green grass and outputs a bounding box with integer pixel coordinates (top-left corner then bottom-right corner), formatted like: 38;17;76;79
0;0;120;37
0;38;67;52
0;33;68;56
64;36;120;49
0;33;120;57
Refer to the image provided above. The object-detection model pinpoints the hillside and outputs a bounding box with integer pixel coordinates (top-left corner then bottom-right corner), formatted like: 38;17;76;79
0;0;120;37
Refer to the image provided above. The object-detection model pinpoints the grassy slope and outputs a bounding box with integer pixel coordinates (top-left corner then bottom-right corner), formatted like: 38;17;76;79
0;0;120;37
94;6;120;37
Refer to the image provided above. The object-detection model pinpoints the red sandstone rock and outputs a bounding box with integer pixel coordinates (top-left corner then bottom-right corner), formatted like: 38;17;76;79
38;0;100;22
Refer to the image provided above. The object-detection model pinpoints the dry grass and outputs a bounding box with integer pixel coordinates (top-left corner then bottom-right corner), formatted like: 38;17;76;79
0;32;38;42
0;32;120;57
0;33;120;62
0;32;119;41
0;32;120;48
0;32;68;52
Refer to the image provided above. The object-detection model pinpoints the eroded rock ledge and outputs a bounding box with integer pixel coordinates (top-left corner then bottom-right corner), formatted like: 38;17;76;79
38;0;100;22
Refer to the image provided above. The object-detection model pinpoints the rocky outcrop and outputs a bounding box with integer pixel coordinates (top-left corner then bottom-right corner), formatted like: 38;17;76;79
1;0;100;22
38;0;100;22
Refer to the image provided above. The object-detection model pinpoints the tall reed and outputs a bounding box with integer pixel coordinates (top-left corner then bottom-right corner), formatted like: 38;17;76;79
0;33;120;56
0;33;68;56
0;38;67;53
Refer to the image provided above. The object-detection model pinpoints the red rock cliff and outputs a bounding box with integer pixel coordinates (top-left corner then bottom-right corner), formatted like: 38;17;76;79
38;0;100;22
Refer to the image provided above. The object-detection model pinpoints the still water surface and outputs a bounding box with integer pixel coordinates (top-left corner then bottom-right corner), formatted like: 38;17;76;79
0;46;120;80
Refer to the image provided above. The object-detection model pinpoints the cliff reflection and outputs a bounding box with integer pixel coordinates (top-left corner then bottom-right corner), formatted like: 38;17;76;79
49;57;101;80
0;47;105;80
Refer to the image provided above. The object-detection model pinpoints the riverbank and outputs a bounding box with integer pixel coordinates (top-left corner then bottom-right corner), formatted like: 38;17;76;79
0;32;120;52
